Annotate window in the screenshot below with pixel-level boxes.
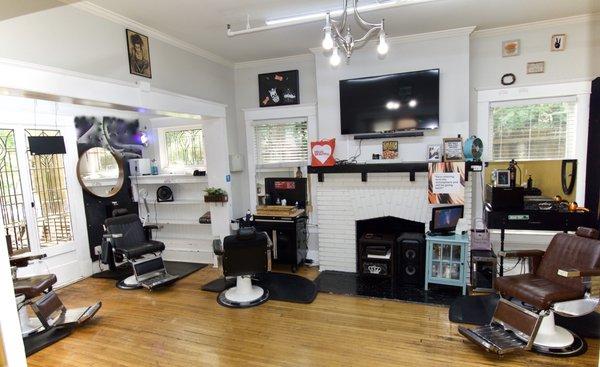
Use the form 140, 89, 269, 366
489, 97, 576, 161
26, 129, 73, 246
253, 120, 308, 168
161, 128, 205, 169
0, 129, 30, 254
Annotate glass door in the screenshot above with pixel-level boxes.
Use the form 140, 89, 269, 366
431, 241, 462, 282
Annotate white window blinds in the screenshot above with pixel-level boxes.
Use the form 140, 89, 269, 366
254, 121, 308, 167
489, 97, 577, 161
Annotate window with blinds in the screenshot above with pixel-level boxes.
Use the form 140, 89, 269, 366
489, 97, 577, 161
254, 121, 308, 167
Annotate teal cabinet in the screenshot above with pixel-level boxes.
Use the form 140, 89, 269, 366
425, 233, 468, 295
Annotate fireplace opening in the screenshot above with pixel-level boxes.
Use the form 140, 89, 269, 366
356, 216, 426, 287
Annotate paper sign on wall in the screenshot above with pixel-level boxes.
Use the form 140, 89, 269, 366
428, 162, 465, 204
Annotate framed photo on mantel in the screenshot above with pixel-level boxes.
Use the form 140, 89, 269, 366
258, 70, 299, 107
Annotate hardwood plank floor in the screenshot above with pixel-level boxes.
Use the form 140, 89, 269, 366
27, 266, 599, 367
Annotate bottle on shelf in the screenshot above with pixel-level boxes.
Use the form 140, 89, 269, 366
151, 159, 159, 175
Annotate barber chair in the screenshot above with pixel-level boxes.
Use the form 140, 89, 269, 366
459, 227, 600, 356
102, 214, 178, 290
10, 253, 101, 353
213, 227, 272, 308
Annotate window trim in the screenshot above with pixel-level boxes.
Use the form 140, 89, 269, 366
476, 81, 592, 207
157, 125, 206, 171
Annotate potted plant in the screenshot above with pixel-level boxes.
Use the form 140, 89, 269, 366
204, 187, 228, 203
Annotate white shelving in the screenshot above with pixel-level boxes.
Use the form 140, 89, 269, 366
129, 174, 208, 185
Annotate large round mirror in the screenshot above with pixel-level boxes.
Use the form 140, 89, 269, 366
77, 147, 125, 198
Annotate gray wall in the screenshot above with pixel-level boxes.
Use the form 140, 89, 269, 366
0, 5, 246, 215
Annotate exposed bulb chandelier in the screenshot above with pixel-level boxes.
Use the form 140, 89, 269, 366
322, 0, 389, 66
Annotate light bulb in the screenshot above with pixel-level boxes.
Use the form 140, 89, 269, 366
377, 31, 389, 55
322, 29, 334, 50
330, 47, 341, 66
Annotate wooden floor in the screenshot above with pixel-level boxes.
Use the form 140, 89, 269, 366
28, 266, 599, 367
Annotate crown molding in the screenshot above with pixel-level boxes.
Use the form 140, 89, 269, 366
471, 13, 600, 38
234, 53, 314, 70
309, 26, 475, 54
67, 1, 234, 68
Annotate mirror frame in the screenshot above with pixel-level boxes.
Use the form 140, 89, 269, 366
76, 147, 125, 198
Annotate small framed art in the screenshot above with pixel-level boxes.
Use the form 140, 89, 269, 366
427, 144, 441, 162
527, 61, 545, 74
443, 138, 464, 161
258, 70, 299, 107
502, 39, 520, 57
126, 29, 152, 78
551, 34, 566, 51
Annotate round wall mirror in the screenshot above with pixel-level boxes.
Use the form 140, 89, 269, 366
77, 147, 125, 198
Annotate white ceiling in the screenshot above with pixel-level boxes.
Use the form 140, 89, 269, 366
8, 0, 600, 64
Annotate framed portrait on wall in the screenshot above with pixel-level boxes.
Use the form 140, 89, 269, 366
126, 29, 152, 78
258, 70, 299, 107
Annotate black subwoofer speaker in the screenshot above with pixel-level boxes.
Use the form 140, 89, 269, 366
396, 233, 425, 287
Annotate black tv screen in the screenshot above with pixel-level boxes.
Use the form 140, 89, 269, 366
339, 69, 439, 135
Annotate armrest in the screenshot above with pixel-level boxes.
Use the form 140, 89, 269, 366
103, 233, 123, 239
143, 225, 159, 230
9, 253, 46, 268
212, 238, 224, 256
498, 250, 544, 258
558, 268, 600, 278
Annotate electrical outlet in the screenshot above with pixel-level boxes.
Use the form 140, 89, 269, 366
94, 246, 102, 256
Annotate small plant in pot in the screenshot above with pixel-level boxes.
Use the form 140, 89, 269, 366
204, 187, 228, 203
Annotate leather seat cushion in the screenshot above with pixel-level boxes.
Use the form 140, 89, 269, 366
115, 240, 165, 259
495, 273, 584, 310
13, 274, 57, 299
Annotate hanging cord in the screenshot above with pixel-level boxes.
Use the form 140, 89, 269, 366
336, 139, 362, 165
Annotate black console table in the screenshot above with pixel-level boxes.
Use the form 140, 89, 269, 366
253, 214, 307, 272
484, 205, 592, 275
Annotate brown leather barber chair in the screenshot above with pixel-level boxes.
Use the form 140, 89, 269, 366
460, 227, 600, 356
11, 253, 101, 355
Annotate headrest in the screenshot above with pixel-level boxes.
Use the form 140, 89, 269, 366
237, 227, 257, 241
576, 227, 600, 240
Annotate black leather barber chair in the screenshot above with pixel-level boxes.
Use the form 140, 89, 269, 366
102, 214, 178, 290
10, 253, 101, 353
459, 227, 600, 356
213, 227, 272, 308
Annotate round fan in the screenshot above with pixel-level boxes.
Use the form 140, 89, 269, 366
156, 186, 173, 202
464, 136, 483, 162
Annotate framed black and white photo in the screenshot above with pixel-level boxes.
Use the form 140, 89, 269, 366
443, 138, 464, 161
551, 34, 566, 51
126, 29, 152, 78
258, 70, 299, 107
427, 144, 441, 162
493, 170, 511, 188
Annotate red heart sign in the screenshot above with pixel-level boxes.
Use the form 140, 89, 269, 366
311, 139, 336, 166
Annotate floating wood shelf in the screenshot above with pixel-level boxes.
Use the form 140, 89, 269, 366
307, 163, 428, 182
307, 161, 483, 182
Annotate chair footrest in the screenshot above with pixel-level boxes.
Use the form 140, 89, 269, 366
459, 324, 527, 355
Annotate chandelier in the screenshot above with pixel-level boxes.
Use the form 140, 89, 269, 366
321, 0, 389, 66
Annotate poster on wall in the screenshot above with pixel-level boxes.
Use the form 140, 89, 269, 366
126, 29, 152, 78
428, 162, 465, 204
258, 70, 299, 107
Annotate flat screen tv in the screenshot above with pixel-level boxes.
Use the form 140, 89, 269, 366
339, 69, 439, 135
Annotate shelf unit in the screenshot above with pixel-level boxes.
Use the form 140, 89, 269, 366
131, 173, 213, 263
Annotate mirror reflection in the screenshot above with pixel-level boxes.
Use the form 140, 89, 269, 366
77, 147, 123, 197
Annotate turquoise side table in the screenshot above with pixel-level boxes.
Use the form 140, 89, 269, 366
425, 233, 469, 295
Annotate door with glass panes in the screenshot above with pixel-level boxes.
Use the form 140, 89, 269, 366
0, 126, 84, 283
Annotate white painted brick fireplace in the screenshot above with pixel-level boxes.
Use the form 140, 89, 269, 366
316, 172, 472, 272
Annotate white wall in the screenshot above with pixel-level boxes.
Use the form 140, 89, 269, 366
313, 28, 472, 162
469, 15, 599, 250
233, 54, 317, 216
0, 5, 246, 215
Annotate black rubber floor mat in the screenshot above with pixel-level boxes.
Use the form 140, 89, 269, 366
92, 261, 208, 281
202, 272, 317, 304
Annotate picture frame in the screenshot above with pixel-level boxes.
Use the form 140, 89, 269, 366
126, 29, 152, 78
258, 70, 299, 107
502, 39, 520, 57
527, 61, 545, 74
493, 169, 511, 188
427, 144, 441, 162
443, 138, 464, 162
382, 140, 398, 159
551, 34, 566, 51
